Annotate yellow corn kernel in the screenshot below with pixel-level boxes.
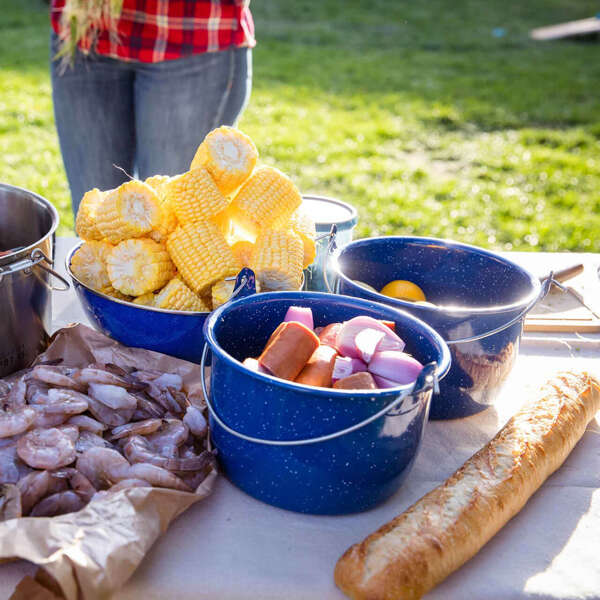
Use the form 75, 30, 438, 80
165, 167, 230, 225
212, 206, 234, 240
166, 221, 240, 294
228, 166, 302, 239
95, 181, 161, 244
230, 240, 254, 267
211, 278, 235, 309
133, 292, 155, 306
274, 205, 316, 269
250, 230, 303, 291
75, 188, 106, 241
144, 175, 171, 199
190, 126, 258, 196
106, 238, 175, 296
154, 277, 210, 312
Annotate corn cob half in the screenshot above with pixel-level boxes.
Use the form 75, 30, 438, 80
250, 229, 304, 291
190, 126, 258, 196
274, 205, 316, 269
154, 277, 210, 312
211, 278, 235, 309
230, 240, 254, 267
106, 238, 175, 296
165, 167, 230, 225
166, 221, 240, 294
132, 292, 156, 306
95, 181, 161, 244
75, 188, 106, 241
228, 166, 302, 239
70, 241, 127, 299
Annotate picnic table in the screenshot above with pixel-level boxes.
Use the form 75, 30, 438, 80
1, 238, 599, 600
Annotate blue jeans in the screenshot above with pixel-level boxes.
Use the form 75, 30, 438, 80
50, 32, 252, 214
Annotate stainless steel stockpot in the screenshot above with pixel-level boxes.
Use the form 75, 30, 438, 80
0, 183, 69, 377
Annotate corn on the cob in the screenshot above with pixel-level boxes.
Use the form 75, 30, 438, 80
144, 175, 171, 199
132, 292, 155, 306
211, 278, 235, 309
166, 221, 240, 294
230, 240, 254, 267
95, 181, 161, 244
228, 166, 302, 239
154, 277, 210, 312
106, 238, 175, 296
165, 167, 230, 225
70, 241, 126, 298
250, 229, 303, 291
190, 126, 258, 196
212, 206, 234, 239
75, 188, 106, 241
274, 206, 316, 269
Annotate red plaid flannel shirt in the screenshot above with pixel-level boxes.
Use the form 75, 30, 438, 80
50, 0, 255, 63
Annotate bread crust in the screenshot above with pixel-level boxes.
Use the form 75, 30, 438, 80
334, 371, 600, 600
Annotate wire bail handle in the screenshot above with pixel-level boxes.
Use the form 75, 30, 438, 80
0, 248, 70, 291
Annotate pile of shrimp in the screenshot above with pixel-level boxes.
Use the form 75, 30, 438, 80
0, 359, 213, 520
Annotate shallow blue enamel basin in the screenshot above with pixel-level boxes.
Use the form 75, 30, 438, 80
333, 236, 542, 419
66, 242, 210, 362
203, 291, 451, 515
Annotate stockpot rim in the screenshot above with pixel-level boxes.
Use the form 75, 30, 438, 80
204, 290, 452, 398
0, 182, 59, 267
333, 235, 542, 316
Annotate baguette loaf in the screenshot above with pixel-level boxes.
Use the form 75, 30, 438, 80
334, 371, 600, 600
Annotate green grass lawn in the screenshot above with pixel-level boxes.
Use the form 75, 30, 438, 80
1, 0, 599, 250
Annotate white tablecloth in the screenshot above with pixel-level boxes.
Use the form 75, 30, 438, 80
1, 240, 599, 600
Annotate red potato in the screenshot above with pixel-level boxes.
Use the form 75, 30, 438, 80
295, 345, 338, 388
258, 321, 320, 381
318, 322, 343, 350
333, 372, 378, 390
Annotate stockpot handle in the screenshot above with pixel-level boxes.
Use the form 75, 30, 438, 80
200, 345, 439, 447
0, 248, 70, 291
321, 224, 338, 293
446, 272, 561, 346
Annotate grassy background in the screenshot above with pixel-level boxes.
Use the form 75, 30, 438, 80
1, 0, 599, 250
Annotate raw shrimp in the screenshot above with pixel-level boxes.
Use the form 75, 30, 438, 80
31, 365, 84, 391
74, 367, 131, 387
123, 436, 208, 471
0, 483, 22, 520
51, 468, 97, 502
17, 428, 76, 469
146, 419, 189, 455
30, 490, 85, 517
109, 479, 151, 493
16, 470, 69, 515
88, 383, 137, 410
67, 415, 106, 434
183, 405, 208, 438
130, 369, 163, 384
56, 424, 80, 444
76, 447, 130, 489
86, 395, 134, 427
109, 419, 162, 440
0, 445, 25, 484
30, 405, 70, 428
43, 389, 89, 415
0, 406, 35, 438
5, 378, 26, 410
0, 380, 10, 398
145, 383, 172, 412
26, 381, 50, 404
75, 431, 114, 454
152, 373, 183, 391
119, 463, 191, 492
134, 394, 165, 419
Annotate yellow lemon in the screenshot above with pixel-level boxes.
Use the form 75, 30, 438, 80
380, 280, 426, 302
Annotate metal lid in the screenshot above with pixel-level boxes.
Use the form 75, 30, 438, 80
302, 195, 358, 229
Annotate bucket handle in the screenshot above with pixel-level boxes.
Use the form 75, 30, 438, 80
322, 224, 338, 293
0, 248, 70, 291
446, 272, 562, 345
201, 344, 439, 447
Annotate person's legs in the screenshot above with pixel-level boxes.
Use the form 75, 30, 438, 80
50, 32, 136, 214
133, 48, 252, 179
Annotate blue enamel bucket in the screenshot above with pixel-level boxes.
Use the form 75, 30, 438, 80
302, 195, 357, 291
65, 242, 212, 362
331, 236, 553, 419
202, 291, 451, 515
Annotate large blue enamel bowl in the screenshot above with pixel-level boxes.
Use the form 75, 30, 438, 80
333, 236, 542, 419
203, 292, 451, 515
66, 242, 210, 362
